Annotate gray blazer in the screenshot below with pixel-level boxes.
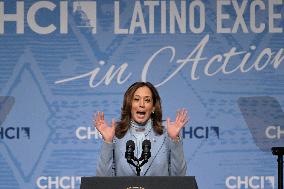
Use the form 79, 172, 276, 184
96, 128, 187, 176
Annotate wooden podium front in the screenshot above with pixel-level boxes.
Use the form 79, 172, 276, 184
80, 176, 198, 189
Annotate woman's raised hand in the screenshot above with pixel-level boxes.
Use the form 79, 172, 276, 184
93, 112, 115, 143
166, 109, 189, 140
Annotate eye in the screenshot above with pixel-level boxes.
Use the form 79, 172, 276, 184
133, 98, 139, 101
145, 98, 151, 103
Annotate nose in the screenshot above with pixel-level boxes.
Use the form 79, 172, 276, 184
139, 99, 145, 107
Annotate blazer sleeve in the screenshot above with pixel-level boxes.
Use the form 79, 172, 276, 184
168, 135, 187, 176
96, 142, 115, 176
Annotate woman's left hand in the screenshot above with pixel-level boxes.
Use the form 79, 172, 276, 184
166, 109, 189, 140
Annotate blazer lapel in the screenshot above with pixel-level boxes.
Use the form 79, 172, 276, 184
142, 130, 166, 175
115, 131, 137, 175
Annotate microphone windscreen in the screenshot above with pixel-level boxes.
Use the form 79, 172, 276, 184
142, 139, 151, 149
126, 140, 135, 150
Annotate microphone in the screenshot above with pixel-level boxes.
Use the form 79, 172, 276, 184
125, 139, 151, 176
125, 140, 135, 161
139, 139, 151, 161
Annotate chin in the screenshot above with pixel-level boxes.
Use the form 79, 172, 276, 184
133, 118, 149, 125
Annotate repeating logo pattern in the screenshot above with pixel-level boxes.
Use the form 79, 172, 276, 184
0, 1, 283, 189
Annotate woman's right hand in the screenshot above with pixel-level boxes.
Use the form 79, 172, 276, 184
93, 112, 115, 143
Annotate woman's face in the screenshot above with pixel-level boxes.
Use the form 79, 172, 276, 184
131, 86, 155, 125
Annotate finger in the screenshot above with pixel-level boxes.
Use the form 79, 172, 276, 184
181, 109, 186, 117
97, 112, 104, 130
95, 113, 100, 129
97, 111, 101, 122
175, 110, 179, 122
184, 109, 188, 120
180, 115, 189, 128
184, 112, 190, 125
184, 118, 189, 125
111, 119, 116, 129
183, 109, 189, 122
181, 116, 189, 125
98, 111, 102, 121
176, 109, 182, 123
95, 112, 99, 123
102, 112, 104, 121
166, 117, 170, 127
180, 109, 187, 121
179, 109, 187, 120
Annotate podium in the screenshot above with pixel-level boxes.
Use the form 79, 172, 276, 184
272, 147, 284, 189
80, 176, 198, 189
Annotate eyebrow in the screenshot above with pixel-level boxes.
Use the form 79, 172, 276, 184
133, 95, 152, 98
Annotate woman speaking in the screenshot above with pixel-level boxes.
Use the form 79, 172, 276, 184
94, 82, 188, 176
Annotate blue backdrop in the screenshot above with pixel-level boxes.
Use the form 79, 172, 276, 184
0, 0, 283, 189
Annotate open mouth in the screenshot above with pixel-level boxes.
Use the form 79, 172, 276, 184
136, 111, 147, 119
137, 111, 146, 116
